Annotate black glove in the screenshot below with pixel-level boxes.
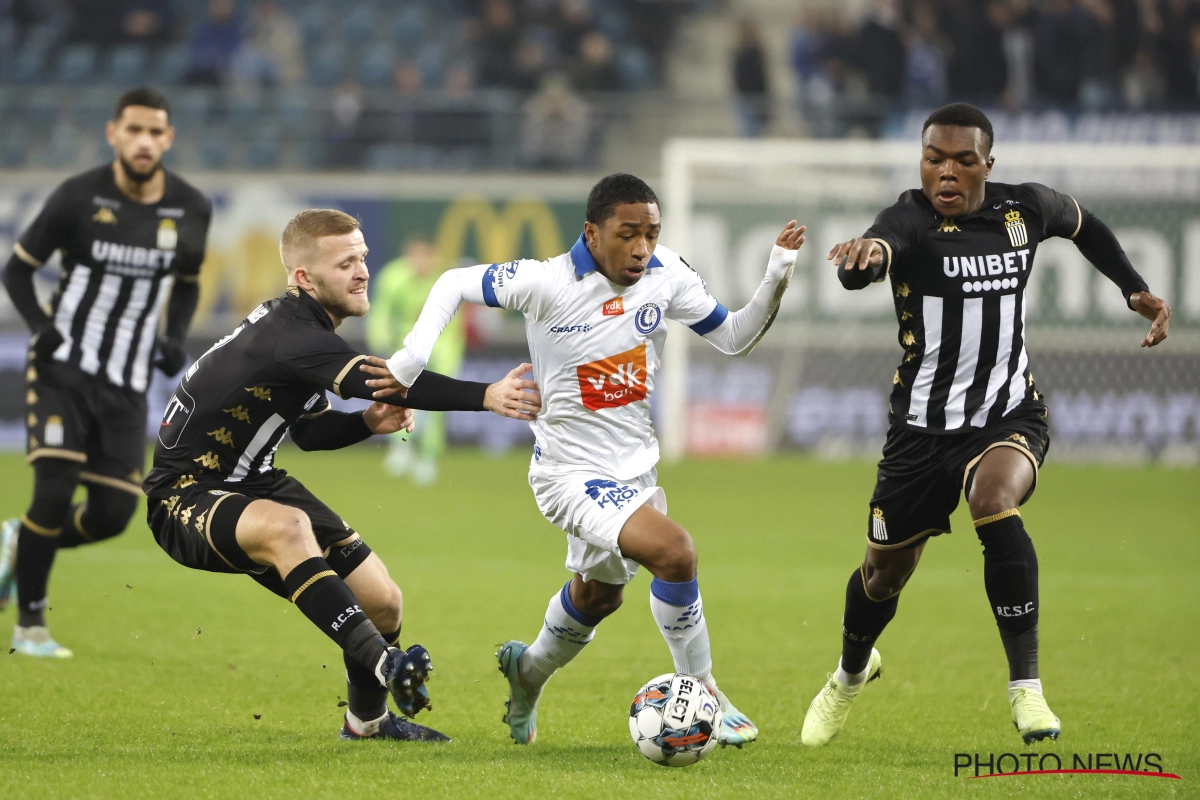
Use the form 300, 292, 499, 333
154, 337, 188, 376
31, 324, 65, 362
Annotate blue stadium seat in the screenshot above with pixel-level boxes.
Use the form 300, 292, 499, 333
109, 45, 149, 85
297, 3, 329, 49
155, 44, 191, 85
617, 45, 652, 90
343, 3, 376, 42
13, 43, 49, 84
390, 4, 426, 48
38, 122, 82, 169
57, 45, 97, 84
172, 88, 214, 127
358, 42, 394, 88
228, 89, 264, 128
0, 127, 30, 167
279, 86, 313, 131
198, 131, 232, 169
24, 86, 66, 128
309, 41, 348, 87
73, 87, 116, 129
247, 126, 283, 168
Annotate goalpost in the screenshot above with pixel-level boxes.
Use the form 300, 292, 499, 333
658, 139, 1200, 464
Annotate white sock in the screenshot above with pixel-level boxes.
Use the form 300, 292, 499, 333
345, 709, 387, 736
1009, 678, 1043, 694
835, 658, 870, 688
520, 583, 599, 695
649, 577, 712, 681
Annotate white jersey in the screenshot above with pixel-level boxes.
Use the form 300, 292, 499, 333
491, 236, 725, 479
388, 234, 798, 481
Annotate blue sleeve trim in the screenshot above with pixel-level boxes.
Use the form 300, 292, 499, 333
481, 263, 500, 308
688, 303, 728, 336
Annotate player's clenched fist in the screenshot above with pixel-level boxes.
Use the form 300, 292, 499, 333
362, 402, 416, 435
828, 237, 885, 271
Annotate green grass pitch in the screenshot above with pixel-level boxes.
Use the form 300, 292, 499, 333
0, 448, 1196, 799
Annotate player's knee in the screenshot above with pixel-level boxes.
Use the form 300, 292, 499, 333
266, 509, 317, 555
575, 583, 623, 618
968, 488, 1020, 521
863, 561, 912, 600
657, 530, 697, 582
28, 458, 82, 527
83, 490, 139, 541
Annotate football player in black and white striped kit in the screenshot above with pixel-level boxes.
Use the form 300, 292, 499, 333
0, 88, 211, 658
799, 104, 1171, 746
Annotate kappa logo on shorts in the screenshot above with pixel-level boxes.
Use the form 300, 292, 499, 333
584, 478, 639, 510
871, 507, 888, 541
577, 343, 648, 411
1008, 433, 1030, 448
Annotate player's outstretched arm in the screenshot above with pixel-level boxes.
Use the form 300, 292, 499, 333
1130, 291, 1171, 347
828, 237, 888, 290
698, 221, 805, 357
361, 358, 541, 420
289, 402, 416, 452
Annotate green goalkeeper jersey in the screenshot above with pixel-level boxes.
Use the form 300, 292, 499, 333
367, 256, 466, 375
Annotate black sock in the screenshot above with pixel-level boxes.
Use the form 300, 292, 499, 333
345, 626, 396, 721
841, 566, 898, 675
16, 520, 59, 628
283, 557, 387, 675
1000, 626, 1040, 681
976, 511, 1040, 680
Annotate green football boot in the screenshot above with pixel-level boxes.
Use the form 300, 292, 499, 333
800, 648, 882, 746
1010, 687, 1060, 743
496, 640, 539, 744
12, 625, 73, 659
0, 518, 18, 610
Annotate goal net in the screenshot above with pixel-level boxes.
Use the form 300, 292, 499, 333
657, 139, 1200, 465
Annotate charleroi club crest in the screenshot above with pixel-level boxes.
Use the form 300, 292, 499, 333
1005, 209, 1029, 248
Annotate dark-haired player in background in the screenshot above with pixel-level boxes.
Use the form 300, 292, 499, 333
0, 88, 211, 658
800, 103, 1171, 746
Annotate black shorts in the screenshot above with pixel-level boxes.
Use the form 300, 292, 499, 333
146, 471, 366, 597
26, 358, 146, 495
865, 401, 1050, 550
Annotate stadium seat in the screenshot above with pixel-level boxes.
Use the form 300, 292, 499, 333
13, 43, 49, 84
358, 42, 395, 88
279, 87, 314, 134
228, 89, 264, 128
37, 122, 83, 169
109, 45, 149, 86
390, 4, 425, 48
309, 42, 349, 87
155, 44, 191, 85
343, 3, 376, 42
0, 126, 30, 167
24, 86, 66, 128
197, 130, 232, 169
72, 87, 115, 129
617, 45, 652, 90
247, 126, 284, 168
57, 45, 97, 85
296, 3, 329, 49
171, 88, 214, 127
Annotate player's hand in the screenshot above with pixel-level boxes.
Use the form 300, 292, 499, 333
361, 355, 409, 399
1130, 291, 1170, 348
776, 220, 806, 250
31, 323, 64, 362
154, 337, 188, 376
828, 238, 885, 271
362, 401, 416, 435
484, 362, 541, 420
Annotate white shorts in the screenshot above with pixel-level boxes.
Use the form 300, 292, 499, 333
528, 465, 666, 586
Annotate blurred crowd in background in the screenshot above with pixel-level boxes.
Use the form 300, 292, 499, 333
5, 0, 1200, 169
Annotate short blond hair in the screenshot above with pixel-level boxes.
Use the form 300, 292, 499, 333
280, 208, 361, 273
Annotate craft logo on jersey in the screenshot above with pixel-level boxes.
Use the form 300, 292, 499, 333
602, 296, 624, 316
871, 507, 888, 541
577, 342, 648, 411
634, 303, 662, 335
583, 478, 639, 510
1005, 208, 1029, 247
157, 218, 178, 250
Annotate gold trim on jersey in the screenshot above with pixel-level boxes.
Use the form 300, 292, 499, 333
332, 355, 368, 399
13, 242, 43, 267
869, 237, 893, 282
26, 447, 87, 464
1068, 196, 1083, 239
79, 471, 144, 496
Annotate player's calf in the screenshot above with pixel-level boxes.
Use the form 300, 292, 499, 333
57, 487, 139, 548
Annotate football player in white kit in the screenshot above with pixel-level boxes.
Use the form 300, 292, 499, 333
365, 174, 805, 747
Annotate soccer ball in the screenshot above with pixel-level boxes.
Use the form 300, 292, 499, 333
628, 673, 723, 767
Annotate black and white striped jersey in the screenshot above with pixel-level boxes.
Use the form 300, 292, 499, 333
15, 164, 211, 393
145, 288, 374, 493
845, 181, 1147, 434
